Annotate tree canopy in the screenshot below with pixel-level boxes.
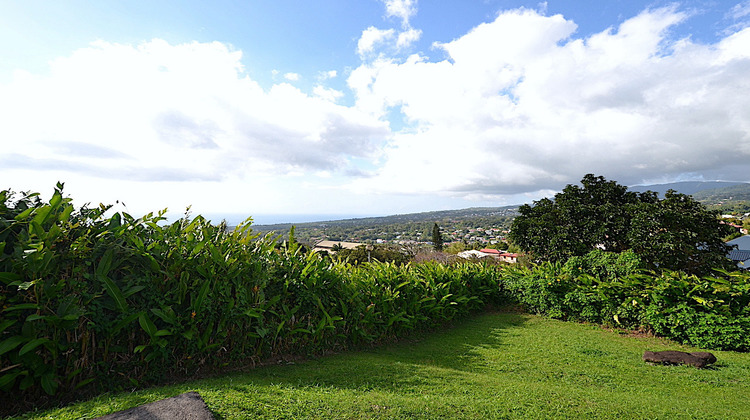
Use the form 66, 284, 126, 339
509, 174, 733, 274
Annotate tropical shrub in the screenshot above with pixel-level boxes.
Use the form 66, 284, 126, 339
0, 185, 504, 413
499, 251, 750, 351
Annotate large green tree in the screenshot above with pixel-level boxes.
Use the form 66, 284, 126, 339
509, 174, 733, 274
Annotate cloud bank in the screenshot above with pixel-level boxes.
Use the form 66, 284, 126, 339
348, 6, 750, 198
1, 3, 749, 216
0, 39, 388, 185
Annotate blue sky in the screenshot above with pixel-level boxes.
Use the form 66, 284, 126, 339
1, 0, 749, 224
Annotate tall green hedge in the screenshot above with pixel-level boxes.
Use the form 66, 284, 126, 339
0, 185, 503, 411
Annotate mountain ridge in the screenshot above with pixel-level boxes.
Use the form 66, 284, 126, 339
252, 181, 750, 231
629, 181, 749, 196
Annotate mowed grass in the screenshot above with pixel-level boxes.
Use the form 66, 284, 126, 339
16, 312, 750, 420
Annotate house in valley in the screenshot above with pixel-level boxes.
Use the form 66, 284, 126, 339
727, 235, 750, 270
313, 240, 364, 254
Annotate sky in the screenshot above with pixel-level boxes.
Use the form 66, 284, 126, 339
1, 0, 749, 224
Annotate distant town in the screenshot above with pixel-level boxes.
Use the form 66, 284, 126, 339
250, 182, 750, 261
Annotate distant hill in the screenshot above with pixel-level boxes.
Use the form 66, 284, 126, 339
246, 181, 750, 244
692, 183, 750, 202
253, 205, 519, 231
251, 205, 519, 244
629, 181, 749, 196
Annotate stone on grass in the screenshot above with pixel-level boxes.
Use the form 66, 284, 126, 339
643, 350, 717, 368
94, 391, 214, 420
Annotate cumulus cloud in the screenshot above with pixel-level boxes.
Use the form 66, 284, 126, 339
313, 85, 344, 102
0, 39, 389, 190
383, 0, 418, 28
397, 28, 422, 49
3, 4, 749, 216
348, 7, 750, 198
357, 0, 421, 59
357, 27, 395, 57
284, 72, 300, 81
318, 70, 338, 80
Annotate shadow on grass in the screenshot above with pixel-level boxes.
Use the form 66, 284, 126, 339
13, 312, 529, 419
219, 311, 530, 393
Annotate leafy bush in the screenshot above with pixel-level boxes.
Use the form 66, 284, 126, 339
0, 185, 504, 412
499, 251, 750, 351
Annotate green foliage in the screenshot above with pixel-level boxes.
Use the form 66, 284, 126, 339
628, 191, 735, 275
0, 185, 504, 413
509, 174, 733, 275
500, 252, 750, 351
333, 244, 411, 265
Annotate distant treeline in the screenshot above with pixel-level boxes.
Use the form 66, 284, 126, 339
253, 207, 518, 244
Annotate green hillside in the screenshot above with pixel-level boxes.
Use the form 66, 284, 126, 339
693, 183, 750, 202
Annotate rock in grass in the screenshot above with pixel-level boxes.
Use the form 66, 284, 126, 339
643, 350, 717, 368
94, 391, 214, 419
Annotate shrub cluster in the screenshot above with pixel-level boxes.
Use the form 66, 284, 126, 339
501, 249, 750, 351
0, 185, 502, 411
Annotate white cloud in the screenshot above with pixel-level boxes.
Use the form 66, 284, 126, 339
3, 5, 749, 218
357, 27, 395, 57
729, 1, 750, 19
724, 1, 750, 33
397, 28, 422, 49
284, 72, 300, 81
318, 70, 337, 80
348, 7, 750, 198
313, 85, 344, 102
0, 39, 389, 214
382, 0, 418, 28
357, 0, 421, 59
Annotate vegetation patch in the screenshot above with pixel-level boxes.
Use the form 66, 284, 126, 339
19, 312, 750, 419
0, 185, 502, 415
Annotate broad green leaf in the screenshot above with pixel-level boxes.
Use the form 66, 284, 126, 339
151, 307, 176, 324
0, 336, 26, 356
13, 207, 33, 221
3, 303, 39, 312
18, 338, 51, 356
100, 275, 128, 313
138, 314, 157, 338
32, 206, 52, 227
49, 190, 63, 209
192, 281, 211, 311
58, 204, 74, 223
96, 249, 114, 278
30, 220, 45, 238
40, 372, 58, 395
147, 254, 160, 272
0, 319, 17, 334
123, 285, 146, 298
0, 371, 25, 390
191, 241, 206, 256
0, 272, 21, 285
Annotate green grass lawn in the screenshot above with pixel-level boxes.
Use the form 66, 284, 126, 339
15, 312, 750, 419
